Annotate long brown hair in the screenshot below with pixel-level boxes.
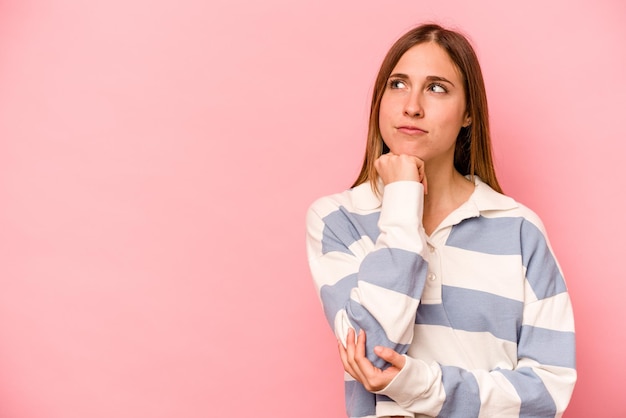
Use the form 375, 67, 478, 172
352, 23, 502, 193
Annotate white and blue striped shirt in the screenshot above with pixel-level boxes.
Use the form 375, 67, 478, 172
306, 178, 576, 417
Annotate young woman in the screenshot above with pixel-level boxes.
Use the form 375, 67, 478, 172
306, 24, 576, 417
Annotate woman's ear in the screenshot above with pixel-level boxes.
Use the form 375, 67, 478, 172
463, 116, 472, 128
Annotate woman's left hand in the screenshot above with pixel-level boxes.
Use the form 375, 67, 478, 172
338, 328, 406, 392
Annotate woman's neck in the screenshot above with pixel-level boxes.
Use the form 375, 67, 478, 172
422, 167, 474, 236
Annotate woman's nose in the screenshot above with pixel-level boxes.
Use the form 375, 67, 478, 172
403, 92, 423, 117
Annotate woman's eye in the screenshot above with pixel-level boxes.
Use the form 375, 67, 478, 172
429, 83, 447, 93
389, 79, 406, 89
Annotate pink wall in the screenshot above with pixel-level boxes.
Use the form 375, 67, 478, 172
1, 0, 624, 416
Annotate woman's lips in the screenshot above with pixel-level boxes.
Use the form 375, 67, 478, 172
396, 126, 427, 135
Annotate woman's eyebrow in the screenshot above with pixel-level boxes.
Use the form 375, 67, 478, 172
388, 73, 455, 87
388, 73, 410, 80
426, 75, 455, 86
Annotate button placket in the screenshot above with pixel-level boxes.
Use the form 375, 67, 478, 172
422, 241, 442, 303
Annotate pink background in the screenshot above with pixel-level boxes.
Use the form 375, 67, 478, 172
1, 0, 624, 416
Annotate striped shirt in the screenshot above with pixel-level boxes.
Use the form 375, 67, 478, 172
306, 178, 576, 417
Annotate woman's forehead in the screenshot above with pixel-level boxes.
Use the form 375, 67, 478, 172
392, 42, 462, 81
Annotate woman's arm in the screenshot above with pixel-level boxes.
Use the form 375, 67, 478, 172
307, 181, 428, 364
307, 180, 429, 417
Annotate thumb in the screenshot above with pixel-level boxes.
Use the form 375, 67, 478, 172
374, 346, 406, 369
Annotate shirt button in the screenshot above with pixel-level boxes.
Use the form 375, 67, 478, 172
428, 273, 437, 281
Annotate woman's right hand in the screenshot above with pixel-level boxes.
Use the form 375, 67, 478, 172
375, 153, 428, 194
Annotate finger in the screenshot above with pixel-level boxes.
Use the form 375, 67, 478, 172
374, 157, 384, 174
414, 158, 428, 194
376, 152, 393, 163
374, 153, 391, 171
374, 346, 407, 370
356, 327, 367, 360
345, 329, 368, 383
338, 339, 359, 380
353, 329, 379, 376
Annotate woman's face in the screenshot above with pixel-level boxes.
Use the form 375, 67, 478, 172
378, 42, 470, 167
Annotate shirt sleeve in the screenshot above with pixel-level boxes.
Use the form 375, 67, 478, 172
306, 181, 429, 417
374, 217, 576, 417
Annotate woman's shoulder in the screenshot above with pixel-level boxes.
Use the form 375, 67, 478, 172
307, 182, 381, 219
473, 178, 547, 233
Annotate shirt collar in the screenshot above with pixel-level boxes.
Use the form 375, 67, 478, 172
351, 176, 517, 213
468, 177, 518, 212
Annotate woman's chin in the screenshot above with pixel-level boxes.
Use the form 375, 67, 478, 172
388, 147, 425, 159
